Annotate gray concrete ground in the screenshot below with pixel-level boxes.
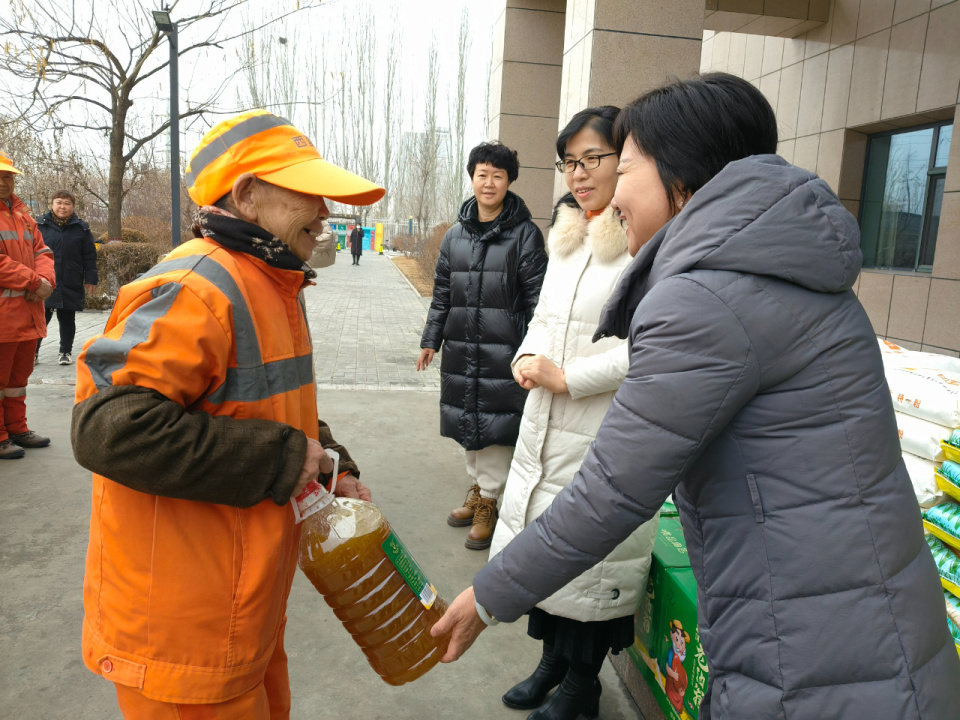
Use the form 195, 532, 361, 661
3, 251, 643, 719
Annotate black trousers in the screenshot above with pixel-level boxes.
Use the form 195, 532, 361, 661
352, 253, 361, 264
38, 308, 77, 354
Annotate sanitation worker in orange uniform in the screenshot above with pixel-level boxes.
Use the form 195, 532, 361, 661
71, 111, 385, 719
0, 151, 55, 460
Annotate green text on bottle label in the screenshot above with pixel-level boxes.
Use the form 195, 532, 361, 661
382, 531, 437, 609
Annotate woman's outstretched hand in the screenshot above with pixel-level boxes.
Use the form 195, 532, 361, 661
430, 586, 488, 663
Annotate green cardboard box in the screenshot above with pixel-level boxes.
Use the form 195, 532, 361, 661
628, 516, 709, 720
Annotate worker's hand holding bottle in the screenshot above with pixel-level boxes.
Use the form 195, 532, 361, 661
294, 437, 335, 497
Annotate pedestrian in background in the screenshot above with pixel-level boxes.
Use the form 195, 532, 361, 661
492, 106, 659, 719
417, 141, 548, 550
0, 151, 55, 459
350, 223, 363, 264
433, 73, 960, 719
35, 190, 98, 365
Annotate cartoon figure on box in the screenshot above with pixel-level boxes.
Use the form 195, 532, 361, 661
661, 619, 690, 713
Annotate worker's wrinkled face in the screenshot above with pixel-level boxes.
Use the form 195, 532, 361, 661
254, 181, 329, 262
0, 171, 15, 202
52, 197, 75, 220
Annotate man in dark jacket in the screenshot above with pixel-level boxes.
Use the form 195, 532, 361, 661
36, 190, 98, 365
417, 141, 547, 550
349, 224, 363, 265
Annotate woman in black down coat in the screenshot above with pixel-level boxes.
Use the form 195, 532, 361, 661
417, 141, 548, 551
35, 191, 98, 365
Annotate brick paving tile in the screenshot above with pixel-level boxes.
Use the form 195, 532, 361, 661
30, 251, 440, 393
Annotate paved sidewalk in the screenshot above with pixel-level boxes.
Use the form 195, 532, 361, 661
307, 252, 439, 391
30, 251, 440, 392
6, 248, 645, 720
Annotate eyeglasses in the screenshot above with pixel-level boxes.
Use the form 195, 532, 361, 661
555, 152, 617, 174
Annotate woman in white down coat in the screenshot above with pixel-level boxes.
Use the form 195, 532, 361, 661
490, 106, 659, 720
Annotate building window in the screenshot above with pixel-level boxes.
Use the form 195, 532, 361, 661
859, 120, 952, 272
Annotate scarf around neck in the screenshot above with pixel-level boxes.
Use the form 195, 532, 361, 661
193, 206, 317, 282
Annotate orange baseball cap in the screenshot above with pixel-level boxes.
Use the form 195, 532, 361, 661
185, 109, 384, 207
0, 152, 22, 174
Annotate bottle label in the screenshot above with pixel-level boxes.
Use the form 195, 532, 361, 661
381, 531, 438, 610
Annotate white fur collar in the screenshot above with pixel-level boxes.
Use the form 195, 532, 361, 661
547, 204, 628, 264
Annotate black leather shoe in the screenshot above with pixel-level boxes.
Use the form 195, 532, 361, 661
502, 646, 568, 710
526, 671, 601, 720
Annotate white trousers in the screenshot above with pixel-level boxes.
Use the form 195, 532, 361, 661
465, 445, 515, 499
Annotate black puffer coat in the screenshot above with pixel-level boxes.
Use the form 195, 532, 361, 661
349, 227, 363, 256
421, 191, 547, 450
37, 212, 98, 311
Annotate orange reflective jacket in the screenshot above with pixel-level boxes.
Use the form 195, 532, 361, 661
0, 194, 54, 343
75, 238, 319, 703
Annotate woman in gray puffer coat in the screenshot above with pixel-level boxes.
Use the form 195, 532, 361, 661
433, 73, 960, 720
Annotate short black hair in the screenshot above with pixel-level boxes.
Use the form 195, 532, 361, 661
52, 190, 75, 204
556, 105, 620, 159
614, 72, 778, 214
467, 141, 519, 183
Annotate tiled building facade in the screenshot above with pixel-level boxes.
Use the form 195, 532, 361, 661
490, 0, 960, 355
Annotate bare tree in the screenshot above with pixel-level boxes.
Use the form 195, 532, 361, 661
408, 40, 442, 234
0, 0, 316, 240
381, 12, 403, 220
444, 7, 471, 219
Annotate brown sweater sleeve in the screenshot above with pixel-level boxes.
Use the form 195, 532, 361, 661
72, 385, 307, 507
317, 418, 360, 480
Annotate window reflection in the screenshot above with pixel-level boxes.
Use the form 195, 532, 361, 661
936, 125, 952, 168
859, 121, 952, 272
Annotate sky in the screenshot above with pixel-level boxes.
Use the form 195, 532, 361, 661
5, 0, 500, 170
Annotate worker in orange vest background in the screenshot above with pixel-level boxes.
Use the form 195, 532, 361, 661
0, 151, 55, 460
71, 110, 385, 718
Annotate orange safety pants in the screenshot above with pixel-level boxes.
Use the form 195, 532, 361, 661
0, 340, 36, 442
114, 628, 291, 720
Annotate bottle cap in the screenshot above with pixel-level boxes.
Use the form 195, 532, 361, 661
291, 448, 339, 524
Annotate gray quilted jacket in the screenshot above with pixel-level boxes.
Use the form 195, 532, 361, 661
474, 155, 960, 719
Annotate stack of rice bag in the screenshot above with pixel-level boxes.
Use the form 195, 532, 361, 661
878, 339, 960, 507
879, 340, 960, 657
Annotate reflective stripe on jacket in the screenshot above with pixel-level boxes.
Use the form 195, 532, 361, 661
0, 194, 54, 342
76, 237, 319, 703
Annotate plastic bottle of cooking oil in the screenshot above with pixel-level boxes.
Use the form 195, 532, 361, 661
294, 451, 449, 686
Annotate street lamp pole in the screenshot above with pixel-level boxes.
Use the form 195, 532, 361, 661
153, 10, 180, 247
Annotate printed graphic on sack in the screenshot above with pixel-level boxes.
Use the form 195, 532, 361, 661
937, 461, 960, 503
879, 339, 960, 374
886, 367, 960, 428
945, 591, 960, 656
923, 500, 960, 553
926, 533, 960, 598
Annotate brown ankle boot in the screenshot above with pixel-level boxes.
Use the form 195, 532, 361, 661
465, 497, 498, 550
447, 484, 482, 527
